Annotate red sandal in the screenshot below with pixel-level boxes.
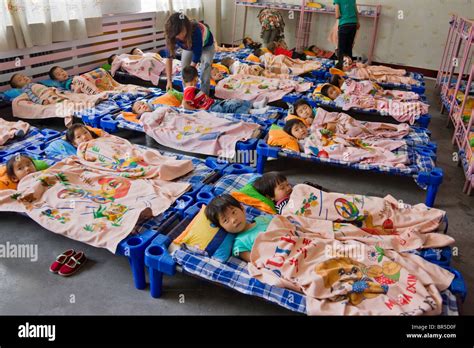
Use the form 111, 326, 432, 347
49, 249, 75, 274
58, 251, 87, 277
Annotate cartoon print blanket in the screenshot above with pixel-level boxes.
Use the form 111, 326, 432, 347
111, 53, 180, 86
346, 63, 419, 85
71, 68, 150, 95
342, 79, 421, 101
141, 107, 261, 157
260, 53, 322, 76
304, 118, 409, 167
215, 74, 312, 102
335, 94, 429, 124
12, 85, 107, 122
248, 184, 455, 315
0, 156, 192, 253
0, 118, 30, 145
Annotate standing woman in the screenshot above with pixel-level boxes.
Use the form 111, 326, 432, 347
164, 13, 215, 96
334, 0, 360, 69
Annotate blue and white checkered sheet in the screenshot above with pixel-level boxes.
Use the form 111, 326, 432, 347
0, 127, 43, 153
440, 78, 474, 94
273, 144, 435, 189
173, 245, 458, 315
176, 172, 459, 315
213, 48, 254, 61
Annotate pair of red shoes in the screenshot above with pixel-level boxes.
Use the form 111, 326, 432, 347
49, 249, 87, 277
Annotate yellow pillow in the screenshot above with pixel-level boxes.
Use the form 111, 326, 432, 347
173, 205, 236, 262
0, 166, 17, 190
246, 54, 261, 63
151, 93, 182, 107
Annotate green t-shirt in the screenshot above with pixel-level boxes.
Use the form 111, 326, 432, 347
334, 0, 358, 26
232, 215, 272, 257
32, 159, 50, 171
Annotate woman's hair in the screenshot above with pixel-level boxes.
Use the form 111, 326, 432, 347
165, 12, 193, 58
48, 66, 62, 80
6, 154, 33, 179
293, 99, 313, 116
65, 123, 98, 145
252, 172, 288, 199
283, 118, 305, 136
205, 194, 242, 228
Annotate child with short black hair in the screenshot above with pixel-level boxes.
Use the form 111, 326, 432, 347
9, 73, 55, 105
320, 83, 342, 100
205, 194, 272, 261
252, 172, 292, 214
65, 123, 100, 148
283, 118, 308, 141
289, 99, 315, 127
243, 37, 261, 50
48, 66, 73, 90
6, 154, 50, 185
181, 66, 268, 114
130, 47, 144, 55
108, 54, 118, 66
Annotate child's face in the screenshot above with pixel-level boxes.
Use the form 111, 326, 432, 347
132, 48, 144, 55
291, 122, 308, 140
12, 74, 32, 88
73, 127, 93, 147
133, 101, 152, 115
12, 157, 36, 182
53, 67, 69, 82
327, 86, 341, 100
273, 180, 292, 202
217, 205, 248, 234
295, 104, 313, 120
343, 56, 353, 70
211, 68, 224, 81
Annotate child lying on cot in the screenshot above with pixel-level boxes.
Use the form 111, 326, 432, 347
267, 40, 306, 60
48, 66, 73, 90
304, 45, 335, 59
330, 75, 421, 101
253, 48, 321, 76
219, 57, 290, 79
267, 118, 309, 152
0, 154, 50, 190
231, 171, 329, 215
338, 56, 419, 85
45, 123, 103, 159
243, 37, 262, 50
286, 99, 315, 127
205, 194, 272, 262
181, 66, 269, 114
9, 73, 67, 105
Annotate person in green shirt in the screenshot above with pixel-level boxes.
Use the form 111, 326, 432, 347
6, 154, 50, 187
205, 194, 272, 262
334, 0, 360, 69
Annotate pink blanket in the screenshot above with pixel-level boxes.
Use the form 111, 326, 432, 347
71, 68, 150, 95
76, 134, 194, 181
347, 63, 419, 85
342, 79, 420, 101
0, 151, 192, 252
12, 87, 107, 123
337, 94, 429, 124
215, 74, 312, 102
304, 116, 408, 167
111, 53, 180, 86
141, 107, 261, 157
248, 184, 454, 315
0, 118, 30, 145
313, 108, 410, 140
261, 53, 322, 76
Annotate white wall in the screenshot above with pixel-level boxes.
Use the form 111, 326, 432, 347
220, 0, 474, 71
101, 0, 141, 15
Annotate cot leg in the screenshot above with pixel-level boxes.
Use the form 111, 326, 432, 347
129, 255, 146, 290
425, 182, 440, 207
149, 268, 163, 299
256, 154, 267, 174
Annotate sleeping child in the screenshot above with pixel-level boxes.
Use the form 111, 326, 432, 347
267, 118, 308, 152
182, 66, 269, 114
267, 40, 306, 60
48, 66, 73, 90
243, 37, 262, 50
253, 48, 322, 76
304, 45, 335, 59
0, 154, 50, 190
45, 123, 103, 159
286, 99, 315, 127
220, 57, 290, 79
205, 194, 272, 261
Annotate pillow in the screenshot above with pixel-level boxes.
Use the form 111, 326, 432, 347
0, 166, 17, 190
173, 205, 235, 262
267, 125, 300, 152
152, 91, 182, 107
3, 89, 22, 101
231, 182, 276, 214
246, 54, 261, 63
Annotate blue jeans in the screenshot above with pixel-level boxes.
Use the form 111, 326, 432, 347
181, 44, 216, 96
209, 99, 251, 114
